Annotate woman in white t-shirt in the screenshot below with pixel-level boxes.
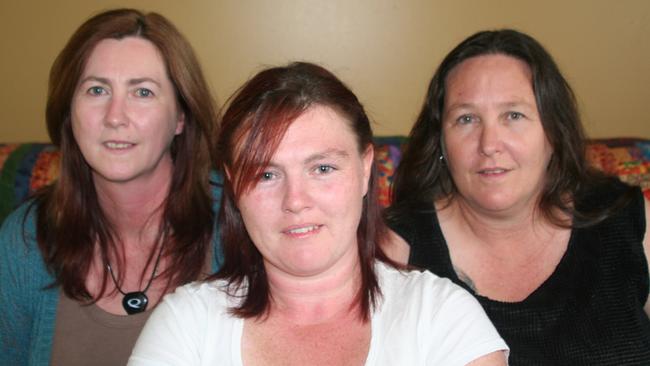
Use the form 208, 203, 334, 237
129, 62, 508, 366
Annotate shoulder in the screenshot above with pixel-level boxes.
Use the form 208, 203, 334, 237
0, 199, 41, 260
131, 278, 240, 365
576, 176, 641, 213
384, 204, 436, 244
376, 261, 474, 311
1, 199, 38, 237
374, 262, 508, 364
160, 278, 233, 316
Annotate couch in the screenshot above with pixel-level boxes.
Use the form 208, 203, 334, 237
1, 138, 649, 225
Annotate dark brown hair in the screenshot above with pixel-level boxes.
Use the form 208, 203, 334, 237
214, 62, 390, 320
387, 29, 630, 226
34, 8, 218, 300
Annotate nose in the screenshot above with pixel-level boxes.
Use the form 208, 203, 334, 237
104, 95, 128, 128
281, 176, 311, 214
478, 121, 502, 157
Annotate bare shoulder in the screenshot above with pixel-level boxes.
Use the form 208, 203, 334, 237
382, 229, 411, 265
466, 350, 508, 366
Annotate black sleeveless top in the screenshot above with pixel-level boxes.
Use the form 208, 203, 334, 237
387, 182, 650, 365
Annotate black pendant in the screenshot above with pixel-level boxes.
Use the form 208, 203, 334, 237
123, 291, 149, 315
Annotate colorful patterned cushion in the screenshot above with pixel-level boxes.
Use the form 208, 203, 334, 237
0, 138, 648, 224
373, 137, 650, 207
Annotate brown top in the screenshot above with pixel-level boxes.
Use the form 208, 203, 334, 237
50, 293, 152, 366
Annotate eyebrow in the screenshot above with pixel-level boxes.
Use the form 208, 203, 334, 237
264, 148, 351, 169
78, 76, 161, 87
445, 100, 534, 113
303, 148, 350, 164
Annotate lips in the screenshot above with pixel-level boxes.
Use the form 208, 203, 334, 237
283, 224, 322, 236
104, 141, 135, 149
478, 168, 508, 174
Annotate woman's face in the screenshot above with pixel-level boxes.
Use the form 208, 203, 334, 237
442, 54, 552, 216
236, 105, 373, 278
71, 37, 184, 188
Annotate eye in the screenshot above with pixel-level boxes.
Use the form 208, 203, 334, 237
507, 111, 525, 120
135, 88, 154, 97
456, 114, 475, 125
259, 171, 277, 181
87, 86, 106, 96
314, 164, 336, 175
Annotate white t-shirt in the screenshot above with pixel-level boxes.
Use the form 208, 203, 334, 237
129, 262, 507, 365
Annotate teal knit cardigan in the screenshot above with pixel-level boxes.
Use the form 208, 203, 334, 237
0, 176, 223, 365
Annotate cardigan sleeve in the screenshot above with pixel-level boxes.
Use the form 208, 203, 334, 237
0, 202, 57, 365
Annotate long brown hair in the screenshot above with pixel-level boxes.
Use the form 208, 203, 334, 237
214, 62, 390, 320
33, 8, 218, 300
387, 29, 633, 227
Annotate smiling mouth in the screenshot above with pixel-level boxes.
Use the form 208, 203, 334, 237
284, 224, 322, 235
478, 168, 509, 175
104, 142, 135, 149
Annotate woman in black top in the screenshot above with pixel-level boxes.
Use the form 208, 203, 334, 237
384, 29, 650, 365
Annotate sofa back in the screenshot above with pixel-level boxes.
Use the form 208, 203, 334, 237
1, 138, 649, 225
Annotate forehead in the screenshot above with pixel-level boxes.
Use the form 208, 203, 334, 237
273, 105, 359, 159
82, 37, 167, 77
445, 54, 533, 100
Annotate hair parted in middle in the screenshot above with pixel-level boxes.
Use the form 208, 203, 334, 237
387, 28, 629, 227
214, 61, 390, 320
35, 8, 219, 301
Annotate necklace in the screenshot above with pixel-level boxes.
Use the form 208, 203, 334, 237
106, 243, 165, 315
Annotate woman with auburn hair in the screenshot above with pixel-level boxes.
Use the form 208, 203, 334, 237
130, 62, 508, 365
384, 29, 650, 365
0, 8, 221, 365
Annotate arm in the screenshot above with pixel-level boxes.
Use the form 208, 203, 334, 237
643, 199, 650, 317
467, 351, 508, 366
0, 205, 43, 364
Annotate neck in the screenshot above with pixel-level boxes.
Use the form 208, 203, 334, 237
94, 161, 173, 243
441, 196, 558, 251
264, 249, 363, 326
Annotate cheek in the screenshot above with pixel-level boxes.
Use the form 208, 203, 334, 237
238, 191, 277, 233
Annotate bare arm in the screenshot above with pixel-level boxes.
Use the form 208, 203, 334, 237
643, 199, 650, 317
466, 350, 508, 366
467, 350, 508, 366
382, 229, 411, 265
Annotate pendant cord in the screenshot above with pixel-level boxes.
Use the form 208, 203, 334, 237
106, 240, 165, 296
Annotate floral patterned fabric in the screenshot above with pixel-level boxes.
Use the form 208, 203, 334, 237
0, 138, 648, 224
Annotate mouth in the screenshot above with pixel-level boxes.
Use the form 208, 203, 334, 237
477, 168, 510, 175
104, 141, 135, 150
283, 224, 322, 236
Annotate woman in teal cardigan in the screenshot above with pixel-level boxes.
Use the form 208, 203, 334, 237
0, 9, 222, 365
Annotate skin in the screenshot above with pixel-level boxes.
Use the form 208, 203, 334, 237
70, 37, 184, 314
442, 54, 552, 219
238, 105, 374, 365
237, 105, 373, 297
384, 54, 650, 314
237, 105, 506, 365
72, 37, 184, 187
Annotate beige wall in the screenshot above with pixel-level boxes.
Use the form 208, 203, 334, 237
1, 0, 648, 143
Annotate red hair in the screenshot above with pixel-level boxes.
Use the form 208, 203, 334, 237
34, 8, 218, 300
213, 62, 391, 320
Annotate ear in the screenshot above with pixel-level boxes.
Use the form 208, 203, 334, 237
361, 144, 374, 196
174, 112, 185, 135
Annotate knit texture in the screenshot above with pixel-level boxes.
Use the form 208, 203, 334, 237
388, 180, 650, 365
0, 174, 223, 366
